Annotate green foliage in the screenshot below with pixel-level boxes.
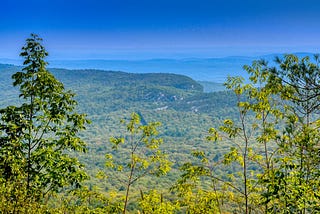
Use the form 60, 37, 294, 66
0, 34, 89, 209
175, 55, 320, 213
107, 112, 171, 178
273, 54, 320, 117
46, 186, 123, 213
260, 54, 320, 213
103, 112, 172, 213
139, 189, 179, 214
0, 177, 49, 213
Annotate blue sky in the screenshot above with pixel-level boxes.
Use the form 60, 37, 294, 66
2, 0, 320, 59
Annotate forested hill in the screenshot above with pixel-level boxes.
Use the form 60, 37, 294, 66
0, 62, 236, 130
0, 63, 231, 113
0, 63, 238, 195
50, 68, 204, 91
0, 64, 203, 96
0, 62, 236, 143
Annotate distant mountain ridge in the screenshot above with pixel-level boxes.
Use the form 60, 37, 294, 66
0, 52, 316, 83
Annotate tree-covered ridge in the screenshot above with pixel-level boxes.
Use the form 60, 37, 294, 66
0, 60, 238, 170
0, 64, 233, 113
50, 68, 203, 90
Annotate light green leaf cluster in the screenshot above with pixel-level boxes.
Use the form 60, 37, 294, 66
139, 190, 179, 214
103, 112, 172, 213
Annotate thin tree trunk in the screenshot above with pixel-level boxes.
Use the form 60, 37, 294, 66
123, 152, 135, 214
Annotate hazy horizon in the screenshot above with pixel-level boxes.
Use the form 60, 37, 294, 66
0, 49, 318, 62
1, 52, 316, 83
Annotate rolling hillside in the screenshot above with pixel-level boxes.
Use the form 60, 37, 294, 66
0, 64, 238, 188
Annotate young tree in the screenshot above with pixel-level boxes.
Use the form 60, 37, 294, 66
104, 112, 171, 213
175, 62, 282, 213
0, 34, 89, 207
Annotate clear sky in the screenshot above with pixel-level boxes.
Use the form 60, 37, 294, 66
2, 0, 320, 59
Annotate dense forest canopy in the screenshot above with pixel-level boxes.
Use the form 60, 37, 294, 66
0, 35, 319, 213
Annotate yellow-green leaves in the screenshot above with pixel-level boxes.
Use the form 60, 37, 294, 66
220, 119, 241, 138
206, 127, 219, 142
109, 136, 125, 149
103, 112, 171, 213
138, 190, 179, 214
224, 76, 244, 94
223, 147, 243, 166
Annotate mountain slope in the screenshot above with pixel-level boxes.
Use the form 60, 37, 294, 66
0, 64, 237, 189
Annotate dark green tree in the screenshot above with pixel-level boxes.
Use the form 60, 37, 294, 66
263, 54, 320, 213
0, 34, 89, 208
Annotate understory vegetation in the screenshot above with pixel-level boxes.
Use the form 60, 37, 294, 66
0, 35, 319, 213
